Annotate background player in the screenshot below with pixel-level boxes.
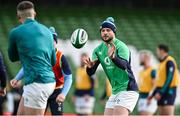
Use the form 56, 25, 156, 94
84, 17, 139, 115
73, 53, 95, 116
148, 44, 180, 115
8, 1, 56, 115
10, 27, 73, 115
0, 51, 7, 115
137, 50, 157, 115
100, 78, 112, 103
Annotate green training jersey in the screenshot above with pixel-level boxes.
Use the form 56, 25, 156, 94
92, 38, 137, 94
8, 19, 56, 85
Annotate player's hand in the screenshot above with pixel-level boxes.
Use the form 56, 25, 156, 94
10, 79, 20, 88
84, 94, 90, 102
147, 95, 153, 105
56, 93, 66, 103
154, 93, 161, 100
0, 88, 6, 96
83, 57, 97, 68
108, 42, 116, 59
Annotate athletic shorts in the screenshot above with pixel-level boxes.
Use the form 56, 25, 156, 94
105, 91, 139, 112
158, 93, 176, 106
22, 82, 55, 109
48, 88, 63, 115
156, 88, 177, 106
138, 98, 157, 113
75, 96, 95, 114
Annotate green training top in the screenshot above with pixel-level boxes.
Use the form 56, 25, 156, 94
92, 38, 137, 94
8, 19, 56, 85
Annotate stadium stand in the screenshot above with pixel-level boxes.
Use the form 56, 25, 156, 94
0, 7, 180, 114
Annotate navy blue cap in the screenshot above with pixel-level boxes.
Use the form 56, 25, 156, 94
100, 17, 116, 33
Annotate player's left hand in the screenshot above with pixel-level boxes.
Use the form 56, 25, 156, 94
56, 93, 66, 103
108, 42, 116, 59
154, 93, 161, 100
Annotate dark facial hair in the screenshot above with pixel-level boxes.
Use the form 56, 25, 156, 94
102, 35, 113, 43
140, 62, 145, 66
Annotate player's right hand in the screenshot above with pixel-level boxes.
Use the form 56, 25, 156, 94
83, 57, 96, 68
10, 79, 19, 88
108, 42, 116, 59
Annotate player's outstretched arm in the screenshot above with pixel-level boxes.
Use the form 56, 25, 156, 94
84, 57, 100, 76
56, 55, 73, 103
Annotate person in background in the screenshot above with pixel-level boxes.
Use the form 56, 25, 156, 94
100, 78, 112, 103
137, 50, 157, 115
73, 53, 95, 116
0, 51, 7, 115
148, 44, 180, 115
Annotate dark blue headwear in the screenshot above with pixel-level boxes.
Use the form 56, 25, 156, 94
49, 26, 58, 43
100, 17, 116, 33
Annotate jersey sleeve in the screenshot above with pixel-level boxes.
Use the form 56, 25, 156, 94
160, 60, 175, 94
61, 71, 72, 96
8, 29, 19, 62
15, 68, 24, 80
116, 43, 129, 61
61, 55, 72, 75
92, 48, 98, 61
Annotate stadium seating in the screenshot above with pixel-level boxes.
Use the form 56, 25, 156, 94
0, 7, 180, 114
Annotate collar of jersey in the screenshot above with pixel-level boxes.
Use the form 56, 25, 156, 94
24, 18, 36, 24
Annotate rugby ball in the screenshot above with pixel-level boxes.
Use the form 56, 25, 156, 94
71, 28, 88, 49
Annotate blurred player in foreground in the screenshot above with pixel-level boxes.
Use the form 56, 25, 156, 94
10, 27, 72, 115
148, 44, 180, 115
0, 51, 7, 115
8, 1, 56, 115
73, 53, 95, 116
137, 50, 157, 115
84, 17, 139, 115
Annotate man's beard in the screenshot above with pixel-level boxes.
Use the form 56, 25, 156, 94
102, 36, 113, 43
140, 62, 145, 66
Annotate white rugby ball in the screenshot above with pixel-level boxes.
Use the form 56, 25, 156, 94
71, 28, 88, 49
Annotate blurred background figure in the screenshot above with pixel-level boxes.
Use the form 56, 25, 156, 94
11, 86, 23, 115
137, 50, 157, 115
73, 53, 95, 116
0, 51, 7, 115
148, 44, 180, 115
100, 78, 112, 104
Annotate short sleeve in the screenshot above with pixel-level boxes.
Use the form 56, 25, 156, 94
92, 48, 98, 61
